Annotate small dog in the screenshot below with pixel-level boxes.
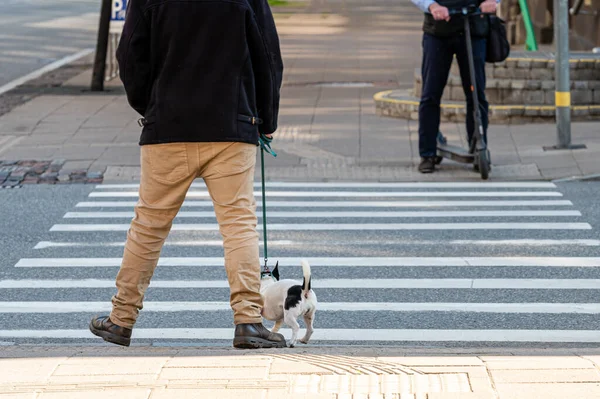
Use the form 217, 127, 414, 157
260, 260, 317, 347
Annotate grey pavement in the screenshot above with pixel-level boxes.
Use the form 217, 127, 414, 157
0, 0, 598, 182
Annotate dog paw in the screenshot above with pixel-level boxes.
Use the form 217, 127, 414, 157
288, 340, 296, 348
299, 339, 308, 344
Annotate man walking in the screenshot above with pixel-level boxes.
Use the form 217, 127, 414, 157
412, 0, 498, 173
89, 0, 286, 349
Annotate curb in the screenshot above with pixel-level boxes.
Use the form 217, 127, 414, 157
374, 90, 600, 123
553, 173, 600, 183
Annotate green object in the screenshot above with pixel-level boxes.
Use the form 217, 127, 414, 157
258, 134, 277, 267
518, 0, 539, 51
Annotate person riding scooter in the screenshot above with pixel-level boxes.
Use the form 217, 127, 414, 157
411, 0, 498, 174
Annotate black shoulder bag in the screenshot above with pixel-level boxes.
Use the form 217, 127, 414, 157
486, 15, 510, 63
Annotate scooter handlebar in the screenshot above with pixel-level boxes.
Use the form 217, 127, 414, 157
447, 6, 483, 16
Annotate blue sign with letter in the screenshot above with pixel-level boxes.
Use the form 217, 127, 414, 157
112, 0, 127, 21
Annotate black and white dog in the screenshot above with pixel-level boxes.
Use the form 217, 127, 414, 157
260, 260, 317, 347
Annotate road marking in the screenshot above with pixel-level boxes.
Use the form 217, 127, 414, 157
0, 136, 23, 157
89, 191, 564, 198
2, 301, 600, 314
62, 210, 583, 219
32, 239, 600, 249
0, 329, 599, 342
15, 257, 600, 268
33, 240, 294, 249
0, 48, 94, 96
49, 223, 592, 232
2, 278, 600, 289
96, 182, 558, 189
75, 200, 575, 208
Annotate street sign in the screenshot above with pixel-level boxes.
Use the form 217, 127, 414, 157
110, 0, 127, 33
112, 0, 127, 21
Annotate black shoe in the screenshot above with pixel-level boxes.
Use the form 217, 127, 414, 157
233, 323, 287, 349
418, 157, 436, 173
89, 316, 132, 347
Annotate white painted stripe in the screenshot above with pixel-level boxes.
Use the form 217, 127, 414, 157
96, 182, 558, 189
75, 200, 575, 208
440, 239, 600, 247
0, 49, 94, 96
31, 239, 600, 249
33, 240, 294, 249
472, 279, 600, 289
3, 301, 600, 314
49, 223, 592, 232
0, 136, 23, 157
89, 191, 564, 198
2, 279, 600, 290
15, 257, 600, 268
1, 328, 599, 342
62, 210, 583, 219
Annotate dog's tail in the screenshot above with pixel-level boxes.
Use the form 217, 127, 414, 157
301, 260, 312, 295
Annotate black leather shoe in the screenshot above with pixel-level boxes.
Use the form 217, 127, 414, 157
89, 316, 132, 347
418, 157, 436, 173
233, 323, 287, 349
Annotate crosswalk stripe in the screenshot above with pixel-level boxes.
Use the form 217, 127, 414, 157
96, 182, 558, 189
33, 240, 293, 249
62, 210, 583, 219
2, 301, 600, 313
89, 191, 564, 198
0, 329, 598, 342
49, 223, 592, 232
3, 278, 600, 289
32, 239, 600, 249
75, 200, 576, 208
15, 257, 600, 268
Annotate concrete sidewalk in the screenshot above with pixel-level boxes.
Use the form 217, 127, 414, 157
3, 346, 600, 398
0, 0, 599, 184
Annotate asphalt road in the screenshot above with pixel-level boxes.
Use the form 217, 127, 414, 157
0, 0, 99, 87
1, 180, 600, 348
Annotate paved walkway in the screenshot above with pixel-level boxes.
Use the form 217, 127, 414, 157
3, 346, 600, 398
0, 0, 598, 182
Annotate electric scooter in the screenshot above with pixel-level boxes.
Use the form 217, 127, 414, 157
435, 6, 491, 180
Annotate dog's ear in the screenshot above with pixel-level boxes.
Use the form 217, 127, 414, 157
272, 261, 280, 281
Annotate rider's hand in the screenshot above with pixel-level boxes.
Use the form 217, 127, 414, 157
429, 3, 450, 21
480, 0, 497, 13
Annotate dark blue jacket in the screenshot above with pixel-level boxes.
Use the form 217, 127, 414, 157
117, 0, 283, 145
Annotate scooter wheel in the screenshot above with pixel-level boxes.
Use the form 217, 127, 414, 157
435, 156, 443, 165
478, 150, 490, 180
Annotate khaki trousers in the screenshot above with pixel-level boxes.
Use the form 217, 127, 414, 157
110, 142, 262, 328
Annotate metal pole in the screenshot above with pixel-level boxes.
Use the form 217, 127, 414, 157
554, 0, 571, 148
91, 0, 112, 91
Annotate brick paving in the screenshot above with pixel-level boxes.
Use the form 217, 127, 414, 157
0, 160, 104, 188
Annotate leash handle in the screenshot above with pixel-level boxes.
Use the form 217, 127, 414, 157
259, 134, 276, 266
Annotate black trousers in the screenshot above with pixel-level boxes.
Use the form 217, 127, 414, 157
418, 32, 489, 157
